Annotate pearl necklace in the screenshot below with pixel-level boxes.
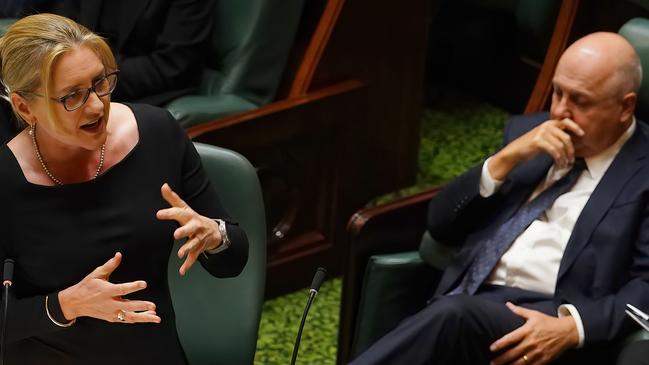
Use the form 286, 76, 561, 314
30, 124, 105, 186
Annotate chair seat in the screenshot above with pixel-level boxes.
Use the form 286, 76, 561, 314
352, 251, 442, 358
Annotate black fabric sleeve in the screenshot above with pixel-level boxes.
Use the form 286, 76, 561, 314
171, 112, 249, 277
4, 292, 71, 343
426, 164, 493, 246
0, 248, 71, 343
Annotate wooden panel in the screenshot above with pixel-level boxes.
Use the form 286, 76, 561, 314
187, 0, 431, 296
309, 0, 431, 192
288, 0, 346, 97
189, 81, 372, 296
525, 0, 581, 113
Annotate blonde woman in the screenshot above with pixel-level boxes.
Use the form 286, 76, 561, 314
0, 14, 248, 364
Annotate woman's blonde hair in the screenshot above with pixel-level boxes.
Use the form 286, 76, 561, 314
0, 13, 116, 129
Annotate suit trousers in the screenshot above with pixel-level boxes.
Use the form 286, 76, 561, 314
348, 285, 617, 365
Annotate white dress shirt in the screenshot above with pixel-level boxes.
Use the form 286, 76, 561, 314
478, 119, 636, 346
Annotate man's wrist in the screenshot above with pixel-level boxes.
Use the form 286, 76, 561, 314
558, 304, 584, 348
489, 147, 520, 181
559, 316, 580, 348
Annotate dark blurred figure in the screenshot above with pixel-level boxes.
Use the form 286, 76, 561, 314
0, 0, 58, 17
0, 0, 213, 143
60, 0, 213, 106
0, 1, 62, 143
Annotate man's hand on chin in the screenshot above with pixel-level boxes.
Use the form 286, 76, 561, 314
488, 302, 579, 365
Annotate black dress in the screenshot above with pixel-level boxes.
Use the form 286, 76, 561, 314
0, 103, 248, 364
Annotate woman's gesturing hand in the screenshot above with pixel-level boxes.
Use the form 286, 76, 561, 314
58, 252, 160, 324
156, 183, 223, 275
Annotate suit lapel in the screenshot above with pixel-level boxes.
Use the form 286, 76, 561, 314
117, 0, 152, 51
558, 126, 649, 279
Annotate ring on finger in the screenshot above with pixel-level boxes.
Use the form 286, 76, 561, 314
522, 354, 529, 363
117, 309, 126, 322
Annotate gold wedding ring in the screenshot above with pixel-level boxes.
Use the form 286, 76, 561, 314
117, 310, 126, 322
522, 354, 529, 363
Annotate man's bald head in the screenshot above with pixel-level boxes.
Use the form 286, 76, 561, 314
559, 32, 642, 98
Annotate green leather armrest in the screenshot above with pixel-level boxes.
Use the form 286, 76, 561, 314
623, 329, 649, 345
165, 93, 258, 129
351, 251, 443, 358
418, 231, 457, 270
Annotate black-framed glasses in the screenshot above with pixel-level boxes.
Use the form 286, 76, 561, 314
55, 71, 119, 111
21, 71, 119, 112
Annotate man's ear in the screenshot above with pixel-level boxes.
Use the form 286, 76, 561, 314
620, 92, 637, 123
9, 92, 35, 125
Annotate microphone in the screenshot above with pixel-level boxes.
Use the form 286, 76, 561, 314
1, 259, 13, 365
290, 267, 327, 365
2, 259, 13, 287
309, 267, 327, 295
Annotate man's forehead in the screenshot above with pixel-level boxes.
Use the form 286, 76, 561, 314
554, 48, 616, 93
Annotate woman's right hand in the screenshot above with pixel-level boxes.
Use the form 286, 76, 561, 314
57, 252, 161, 324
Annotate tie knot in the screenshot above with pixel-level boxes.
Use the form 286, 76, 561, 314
572, 158, 586, 173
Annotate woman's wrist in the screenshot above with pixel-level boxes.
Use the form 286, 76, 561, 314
57, 287, 78, 321
46, 292, 76, 327
205, 219, 230, 254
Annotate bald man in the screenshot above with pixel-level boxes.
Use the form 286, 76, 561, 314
350, 32, 649, 365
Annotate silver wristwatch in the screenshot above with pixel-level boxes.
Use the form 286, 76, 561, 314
207, 218, 231, 254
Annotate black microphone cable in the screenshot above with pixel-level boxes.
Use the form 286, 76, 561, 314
289, 267, 327, 365
1, 258, 14, 365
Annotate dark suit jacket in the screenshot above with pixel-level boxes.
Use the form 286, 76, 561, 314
61, 0, 213, 106
428, 112, 649, 345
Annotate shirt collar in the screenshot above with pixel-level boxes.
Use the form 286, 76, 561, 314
583, 116, 636, 180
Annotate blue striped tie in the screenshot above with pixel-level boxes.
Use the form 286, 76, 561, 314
448, 159, 586, 295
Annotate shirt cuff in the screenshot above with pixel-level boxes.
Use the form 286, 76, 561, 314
479, 157, 504, 197
558, 304, 585, 348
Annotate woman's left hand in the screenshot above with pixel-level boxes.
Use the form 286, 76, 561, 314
156, 183, 222, 275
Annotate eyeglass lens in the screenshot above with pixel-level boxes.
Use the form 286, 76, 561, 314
64, 73, 118, 111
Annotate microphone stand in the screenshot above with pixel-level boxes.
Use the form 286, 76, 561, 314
290, 267, 327, 365
1, 259, 14, 365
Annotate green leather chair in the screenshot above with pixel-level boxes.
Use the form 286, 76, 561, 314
620, 17, 649, 121
168, 143, 266, 365
341, 17, 649, 364
165, 0, 305, 128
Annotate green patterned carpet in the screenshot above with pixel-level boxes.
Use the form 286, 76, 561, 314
254, 92, 509, 365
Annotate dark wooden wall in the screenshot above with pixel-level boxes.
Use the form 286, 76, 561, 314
188, 0, 432, 297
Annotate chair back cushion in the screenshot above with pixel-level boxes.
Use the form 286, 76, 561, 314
168, 143, 266, 365
203, 0, 304, 105
619, 17, 649, 121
